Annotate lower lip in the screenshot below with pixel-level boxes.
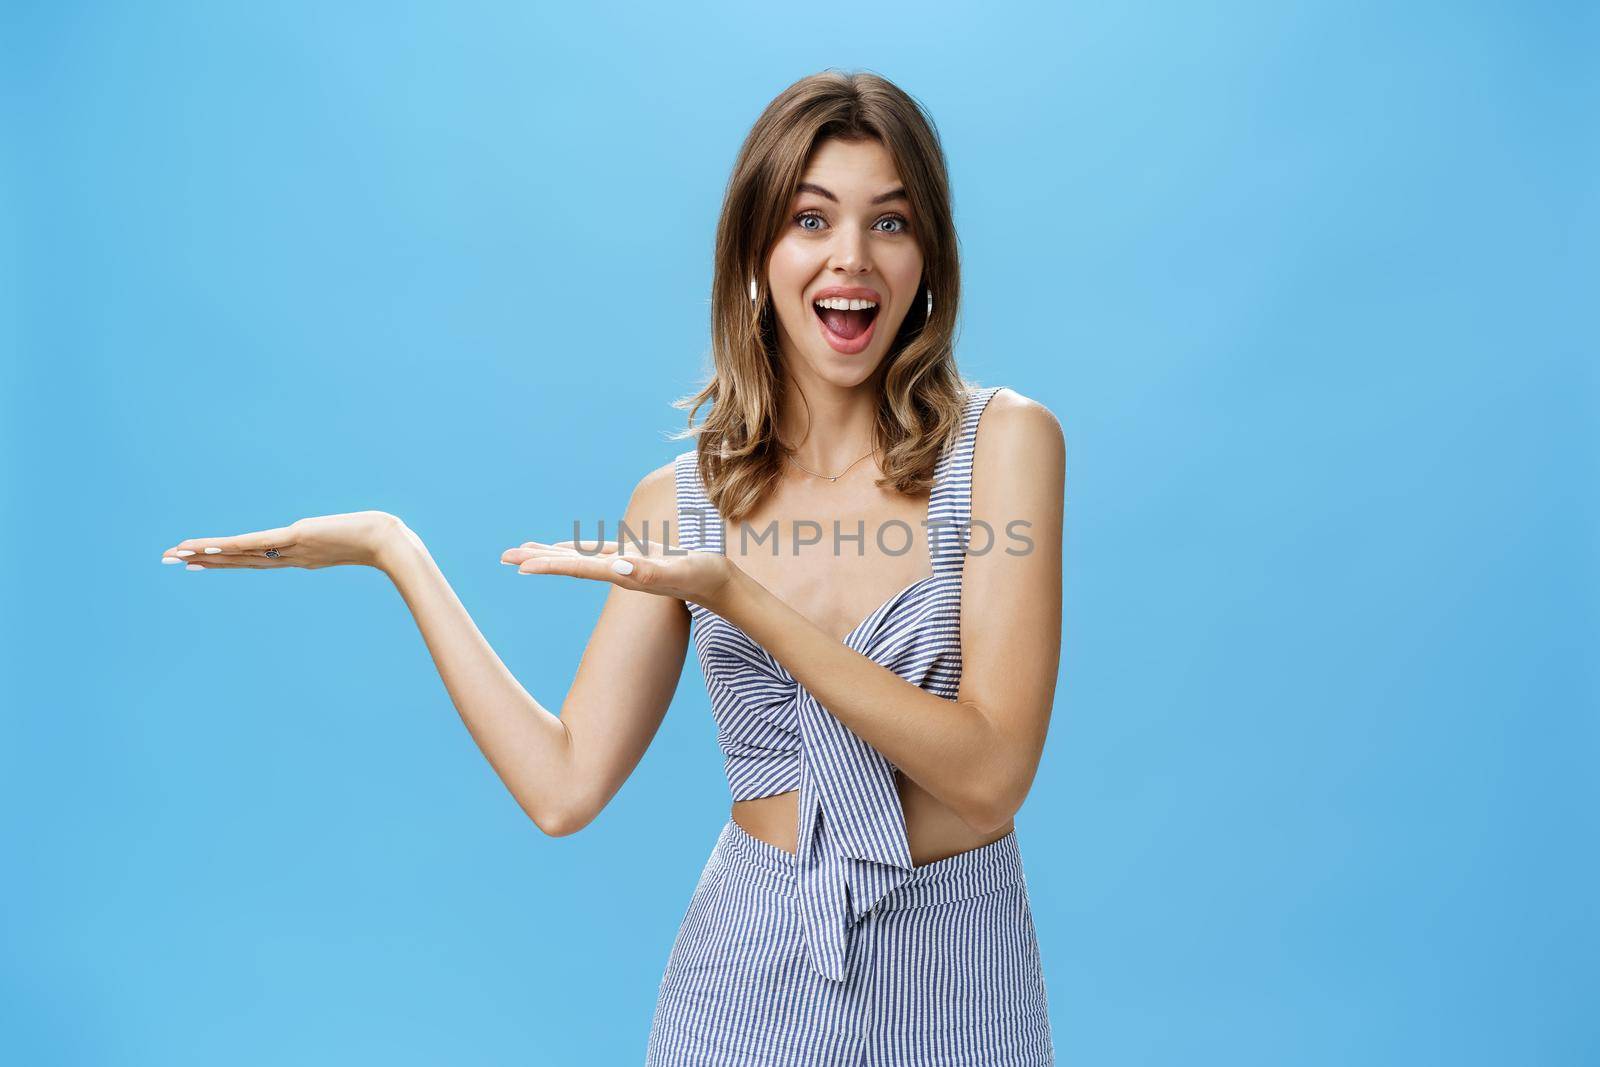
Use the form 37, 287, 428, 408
814, 307, 878, 355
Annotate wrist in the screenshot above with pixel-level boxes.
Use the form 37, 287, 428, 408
704, 559, 759, 623
372, 517, 427, 576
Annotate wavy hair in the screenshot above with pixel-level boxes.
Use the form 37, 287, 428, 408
671, 68, 980, 525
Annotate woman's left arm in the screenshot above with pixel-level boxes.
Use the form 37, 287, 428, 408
715, 391, 1066, 834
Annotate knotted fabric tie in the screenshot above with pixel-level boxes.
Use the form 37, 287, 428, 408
793, 684, 916, 982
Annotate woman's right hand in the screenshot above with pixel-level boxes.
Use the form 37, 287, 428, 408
160, 510, 413, 572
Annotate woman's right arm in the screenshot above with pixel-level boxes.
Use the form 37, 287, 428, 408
380, 462, 691, 836
164, 461, 691, 837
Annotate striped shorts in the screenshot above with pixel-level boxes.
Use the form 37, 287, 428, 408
646, 819, 1055, 1066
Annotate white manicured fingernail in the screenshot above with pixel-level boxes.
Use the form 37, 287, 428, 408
204, 547, 222, 554
176, 549, 195, 557
162, 556, 182, 564
611, 558, 634, 575
185, 563, 204, 571
500, 560, 517, 566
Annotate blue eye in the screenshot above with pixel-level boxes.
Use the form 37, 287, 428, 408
792, 211, 911, 234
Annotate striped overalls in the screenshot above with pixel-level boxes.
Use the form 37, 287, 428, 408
648, 385, 1054, 1065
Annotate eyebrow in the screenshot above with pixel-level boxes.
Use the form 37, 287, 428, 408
795, 181, 909, 206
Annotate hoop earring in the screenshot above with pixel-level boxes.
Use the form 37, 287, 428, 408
749, 277, 759, 305
926, 288, 934, 318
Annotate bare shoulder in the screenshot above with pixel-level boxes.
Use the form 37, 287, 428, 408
632, 456, 680, 503
968, 387, 1064, 585
626, 457, 684, 554
975, 387, 1066, 470
970, 387, 1065, 556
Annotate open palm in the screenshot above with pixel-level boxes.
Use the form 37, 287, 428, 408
501, 538, 734, 611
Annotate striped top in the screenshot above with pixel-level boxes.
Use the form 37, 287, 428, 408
672, 384, 1005, 983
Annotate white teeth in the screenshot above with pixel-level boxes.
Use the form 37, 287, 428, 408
813, 297, 878, 311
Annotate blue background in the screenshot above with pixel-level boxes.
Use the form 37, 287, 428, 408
3, 1, 1594, 1063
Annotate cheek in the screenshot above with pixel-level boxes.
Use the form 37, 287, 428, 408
889, 248, 926, 292
765, 239, 813, 291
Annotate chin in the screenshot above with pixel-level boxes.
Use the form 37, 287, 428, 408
796, 352, 883, 390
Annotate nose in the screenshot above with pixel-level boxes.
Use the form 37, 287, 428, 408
828, 226, 872, 276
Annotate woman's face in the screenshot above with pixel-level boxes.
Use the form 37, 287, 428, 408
765, 137, 925, 387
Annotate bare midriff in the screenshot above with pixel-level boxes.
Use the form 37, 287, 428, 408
731, 772, 1015, 867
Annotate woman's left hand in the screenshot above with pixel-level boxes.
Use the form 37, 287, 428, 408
501, 539, 738, 612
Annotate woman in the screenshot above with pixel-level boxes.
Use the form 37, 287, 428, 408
162, 69, 1065, 1065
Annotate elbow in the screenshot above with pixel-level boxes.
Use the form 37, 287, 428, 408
530, 799, 594, 839
959, 775, 1025, 837
524, 728, 593, 838
962, 795, 1017, 837
956, 705, 1027, 835
533, 808, 582, 838
533, 810, 577, 838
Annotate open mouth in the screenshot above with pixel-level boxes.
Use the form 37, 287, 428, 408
813, 302, 878, 340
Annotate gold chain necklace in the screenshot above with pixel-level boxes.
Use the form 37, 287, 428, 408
783, 445, 876, 483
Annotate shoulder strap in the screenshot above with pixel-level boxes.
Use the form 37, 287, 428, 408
929, 385, 1005, 576
673, 449, 725, 554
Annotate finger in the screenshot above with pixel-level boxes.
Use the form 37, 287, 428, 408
523, 539, 669, 556
546, 539, 619, 553
560, 540, 677, 563
502, 543, 599, 566
502, 547, 567, 566
171, 526, 296, 556
517, 552, 651, 585
519, 540, 603, 555
163, 546, 294, 565
549, 539, 673, 558
171, 555, 287, 569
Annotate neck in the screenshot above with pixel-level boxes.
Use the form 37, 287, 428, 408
775, 368, 883, 475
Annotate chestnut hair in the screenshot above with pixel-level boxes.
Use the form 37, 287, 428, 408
672, 68, 981, 524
